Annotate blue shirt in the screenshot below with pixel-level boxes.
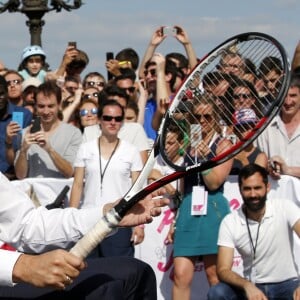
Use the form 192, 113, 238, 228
0, 103, 32, 173
143, 98, 157, 141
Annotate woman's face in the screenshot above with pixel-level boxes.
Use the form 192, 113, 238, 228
79, 102, 99, 127
124, 107, 138, 123
193, 103, 215, 136
99, 105, 123, 138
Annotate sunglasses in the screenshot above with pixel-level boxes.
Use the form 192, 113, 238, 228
86, 81, 105, 87
6, 79, 21, 87
79, 108, 98, 117
194, 114, 213, 121
233, 93, 252, 100
83, 93, 99, 100
102, 115, 123, 122
144, 69, 156, 77
121, 86, 135, 93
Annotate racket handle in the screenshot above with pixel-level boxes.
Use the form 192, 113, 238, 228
70, 208, 120, 259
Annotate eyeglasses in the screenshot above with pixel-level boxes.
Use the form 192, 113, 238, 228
121, 86, 135, 93
83, 93, 99, 100
144, 69, 156, 77
233, 93, 252, 100
194, 114, 213, 121
6, 79, 21, 87
102, 115, 123, 122
79, 108, 98, 117
86, 81, 105, 88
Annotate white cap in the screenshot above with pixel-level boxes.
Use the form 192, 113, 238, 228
22, 77, 42, 91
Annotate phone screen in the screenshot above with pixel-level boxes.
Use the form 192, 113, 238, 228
12, 112, 24, 129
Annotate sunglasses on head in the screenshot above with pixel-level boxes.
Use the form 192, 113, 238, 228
102, 115, 123, 122
86, 81, 105, 87
6, 79, 21, 87
79, 108, 98, 117
83, 93, 99, 100
144, 69, 156, 77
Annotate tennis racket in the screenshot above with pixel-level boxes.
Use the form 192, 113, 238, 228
70, 32, 290, 259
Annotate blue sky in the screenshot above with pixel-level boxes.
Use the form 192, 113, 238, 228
0, 0, 299, 77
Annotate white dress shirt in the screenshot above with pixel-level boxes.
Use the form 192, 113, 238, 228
0, 173, 104, 286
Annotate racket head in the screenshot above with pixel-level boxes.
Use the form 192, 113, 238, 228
159, 32, 290, 172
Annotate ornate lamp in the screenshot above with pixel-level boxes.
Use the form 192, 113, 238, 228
0, 0, 82, 46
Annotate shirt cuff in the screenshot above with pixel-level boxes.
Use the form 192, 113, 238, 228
0, 250, 22, 286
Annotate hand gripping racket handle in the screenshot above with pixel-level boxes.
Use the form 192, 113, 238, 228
70, 208, 121, 259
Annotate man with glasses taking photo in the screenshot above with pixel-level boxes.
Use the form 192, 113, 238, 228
0, 75, 32, 180
4, 70, 25, 107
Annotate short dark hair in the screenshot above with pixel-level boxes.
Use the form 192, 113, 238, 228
166, 52, 189, 69
0, 75, 8, 92
114, 68, 136, 83
238, 164, 269, 187
103, 85, 129, 105
98, 99, 125, 119
289, 73, 300, 90
258, 56, 282, 77
36, 80, 62, 105
115, 48, 139, 71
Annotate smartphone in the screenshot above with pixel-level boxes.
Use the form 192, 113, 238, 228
12, 111, 24, 129
30, 116, 41, 133
162, 26, 177, 36
68, 41, 77, 48
106, 52, 114, 61
106, 52, 114, 80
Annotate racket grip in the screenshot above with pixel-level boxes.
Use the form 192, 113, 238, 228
70, 208, 121, 259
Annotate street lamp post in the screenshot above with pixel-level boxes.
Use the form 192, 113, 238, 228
0, 0, 82, 46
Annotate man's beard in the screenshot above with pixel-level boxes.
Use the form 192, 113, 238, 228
243, 194, 267, 212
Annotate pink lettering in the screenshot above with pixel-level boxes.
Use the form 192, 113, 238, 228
157, 250, 174, 272
157, 209, 175, 233
230, 198, 241, 210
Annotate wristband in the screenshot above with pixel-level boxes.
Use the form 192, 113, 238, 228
201, 168, 212, 176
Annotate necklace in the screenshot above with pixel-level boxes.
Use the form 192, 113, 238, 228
98, 137, 119, 196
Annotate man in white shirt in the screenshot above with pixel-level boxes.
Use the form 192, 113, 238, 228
0, 172, 168, 299
256, 74, 300, 179
207, 164, 300, 300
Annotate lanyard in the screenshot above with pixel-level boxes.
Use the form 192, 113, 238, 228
98, 138, 119, 195
245, 210, 262, 260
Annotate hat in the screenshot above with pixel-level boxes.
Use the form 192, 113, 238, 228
22, 77, 42, 92
21, 45, 46, 62
233, 108, 258, 126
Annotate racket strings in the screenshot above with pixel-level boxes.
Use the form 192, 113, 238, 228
160, 35, 286, 170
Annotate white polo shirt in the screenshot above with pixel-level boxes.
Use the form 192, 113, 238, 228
218, 197, 300, 283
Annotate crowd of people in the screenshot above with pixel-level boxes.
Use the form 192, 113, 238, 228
1, 25, 300, 299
